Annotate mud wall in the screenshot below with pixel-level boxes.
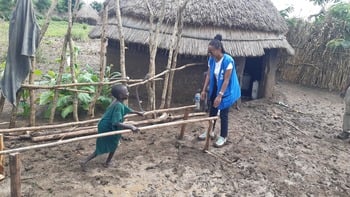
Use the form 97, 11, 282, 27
107, 40, 207, 106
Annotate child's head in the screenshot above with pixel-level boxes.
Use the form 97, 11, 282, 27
111, 84, 129, 101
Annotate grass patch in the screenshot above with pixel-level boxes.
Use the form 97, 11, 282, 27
0, 20, 92, 42
43, 20, 93, 41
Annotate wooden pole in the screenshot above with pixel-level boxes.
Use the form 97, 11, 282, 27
68, 0, 79, 122
263, 49, 279, 98
0, 134, 4, 181
0, 93, 5, 113
235, 57, 246, 110
178, 108, 190, 139
0, 116, 218, 155
166, 1, 187, 108
160, 0, 181, 109
9, 152, 21, 197
115, 0, 126, 82
0, 105, 197, 134
29, 57, 36, 126
31, 128, 97, 142
203, 120, 214, 151
31, 112, 207, 142
9, 92, 21, 128
88, 2, 108, 118
21, 79, 143, 89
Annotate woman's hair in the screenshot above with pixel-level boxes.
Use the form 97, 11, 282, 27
209, 34, 226, 54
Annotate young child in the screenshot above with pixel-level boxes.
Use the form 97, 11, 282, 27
80, 84, 143, 171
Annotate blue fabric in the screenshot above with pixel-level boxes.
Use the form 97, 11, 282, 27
208, 54, 241, 110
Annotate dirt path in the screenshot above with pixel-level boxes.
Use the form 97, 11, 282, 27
0, 81, 349, 196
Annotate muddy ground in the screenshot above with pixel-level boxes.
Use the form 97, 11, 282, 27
1, 38, 350, 196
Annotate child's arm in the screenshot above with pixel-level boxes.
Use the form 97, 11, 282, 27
115, 122, 140, 133
129, 109, 145, 117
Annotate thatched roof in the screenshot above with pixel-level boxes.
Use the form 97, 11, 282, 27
89, 0, 294, 56
76, 3, 99, 25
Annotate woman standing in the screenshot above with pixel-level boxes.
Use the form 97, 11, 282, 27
199, 34, 241, 147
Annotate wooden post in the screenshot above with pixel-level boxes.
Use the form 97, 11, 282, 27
9, 92, 21, 128
235, 57, 246, 109
29, 57, 36, 126
203, 120, 213, 151
263, 49, 279, 98
0, 93, 5, 113
178, 109, 190, 139
9, 152, 21, 197
0, 134, 4, 181
88, 2, 108, 118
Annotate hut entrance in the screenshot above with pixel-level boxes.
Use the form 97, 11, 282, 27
241, 57, 264, 99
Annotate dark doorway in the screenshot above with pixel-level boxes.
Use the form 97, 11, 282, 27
241, 57, 264, 99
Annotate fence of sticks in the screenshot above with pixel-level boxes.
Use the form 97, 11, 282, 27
278, 19, 350, 92
0, 2, 216, 196
0, 0, 194, 128
0, 105, 219, 196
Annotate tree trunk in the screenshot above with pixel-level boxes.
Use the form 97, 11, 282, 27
160, 0, 181, 109
115, 0, 126, 80
146, 0, 166, 110
68, 0, 79, 122
49, 36, 68, 124
9, 92, 21, 128
29, 0, 59, 125
166, 3, 186, 108
0, 93, 5, 113
29, 57, 36, 126
88, 2, 108, 118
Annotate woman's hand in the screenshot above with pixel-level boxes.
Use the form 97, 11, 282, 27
213, 95, 222, 108
200, 91, 206, 100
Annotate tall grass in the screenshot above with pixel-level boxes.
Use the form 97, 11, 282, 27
0, 20, 92, 62
43, 20, 93, 41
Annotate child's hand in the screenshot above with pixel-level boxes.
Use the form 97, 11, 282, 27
137, 111, 145, 117
131, 125, 140, 133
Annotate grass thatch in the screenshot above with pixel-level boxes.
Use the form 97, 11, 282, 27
76, 4, 99, 25
90, 0, 293, 57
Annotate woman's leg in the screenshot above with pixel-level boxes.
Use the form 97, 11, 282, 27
219, 107, 230, 138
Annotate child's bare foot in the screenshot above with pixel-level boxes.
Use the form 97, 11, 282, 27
80, 162, 87, 172
103, 161, 115, 168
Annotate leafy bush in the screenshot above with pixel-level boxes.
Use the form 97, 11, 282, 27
37, 64, 121, 119
0, 0, 15, 20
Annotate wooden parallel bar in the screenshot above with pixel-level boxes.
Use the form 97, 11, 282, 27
0, 105, 196, 134
0, 116, 218, 155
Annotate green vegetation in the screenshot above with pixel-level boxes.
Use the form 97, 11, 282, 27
42, 20, 93, 41
37, 65, 120, 119
90, 1, 102, 12
0, 18, 92, 42
0, 0, 15, 20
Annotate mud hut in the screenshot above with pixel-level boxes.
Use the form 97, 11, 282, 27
89, 0, 294, 104
76, 3, 99, 25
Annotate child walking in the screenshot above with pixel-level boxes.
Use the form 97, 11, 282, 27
80, 84, 143, 171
